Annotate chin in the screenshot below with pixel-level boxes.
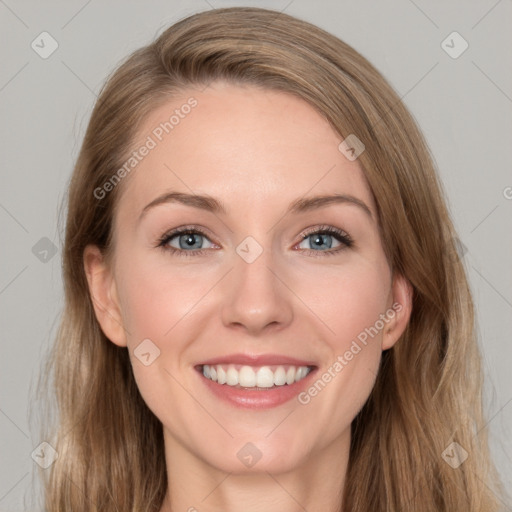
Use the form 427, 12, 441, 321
197, 434, 314, 475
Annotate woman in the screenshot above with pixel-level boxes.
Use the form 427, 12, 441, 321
37, 6, 507, 511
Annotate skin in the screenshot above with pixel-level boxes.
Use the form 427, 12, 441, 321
84, 81, 412, 512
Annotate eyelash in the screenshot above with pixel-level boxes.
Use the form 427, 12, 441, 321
156, 224, 354, 258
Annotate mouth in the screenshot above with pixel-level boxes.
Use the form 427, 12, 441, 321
194, 356, 318, 409
198, 363, 314, 388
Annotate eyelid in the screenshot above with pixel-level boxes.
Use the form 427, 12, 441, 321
157, 224, 216, 245
299, 224, 351, 240
156, 223, 354, 256
155, 224, 219, 257
294, 224, 354, 253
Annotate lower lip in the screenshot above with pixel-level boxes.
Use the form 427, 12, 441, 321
197, 367, 317, 409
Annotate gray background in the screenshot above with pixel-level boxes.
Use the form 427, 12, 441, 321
1, 0, 511, 510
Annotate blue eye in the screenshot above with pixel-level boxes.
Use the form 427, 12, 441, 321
157, 224, 353, 257
297, 226, 353, 255
157, 227, 215, 257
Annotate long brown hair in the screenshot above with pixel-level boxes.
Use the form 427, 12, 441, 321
35, 7, 507, 511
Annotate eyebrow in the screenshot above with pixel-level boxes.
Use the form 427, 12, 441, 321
139, 191, 373, 221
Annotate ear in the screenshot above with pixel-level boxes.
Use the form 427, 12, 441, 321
83, 244, 127, 347
381, 272, 413, 351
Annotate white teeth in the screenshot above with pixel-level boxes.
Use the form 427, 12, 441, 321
273, 366, 287, 386
256, 367, 274, 388
217, 366, 227, 384
239, 366, 256, 387
201, 364, 312, 388
286, 367, 295, 385
295, 367, 307, 382
226, 366, 239, 386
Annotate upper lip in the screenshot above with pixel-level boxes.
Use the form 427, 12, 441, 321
197, 353, 317, 367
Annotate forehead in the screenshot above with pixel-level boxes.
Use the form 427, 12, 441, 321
116, 81, 376, 222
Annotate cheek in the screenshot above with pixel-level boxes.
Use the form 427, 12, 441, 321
290, 256, 390, 424
293, 255, 391, 350
116, 251, 218, 343
114, 253, 213, 432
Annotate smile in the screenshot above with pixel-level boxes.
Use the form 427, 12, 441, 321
195, 355, 318, 409
201, 364, 313, 388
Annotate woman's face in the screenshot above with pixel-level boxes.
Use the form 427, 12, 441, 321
85, 81, 411, 475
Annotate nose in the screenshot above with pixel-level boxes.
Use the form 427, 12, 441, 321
221, 245, 294, 335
